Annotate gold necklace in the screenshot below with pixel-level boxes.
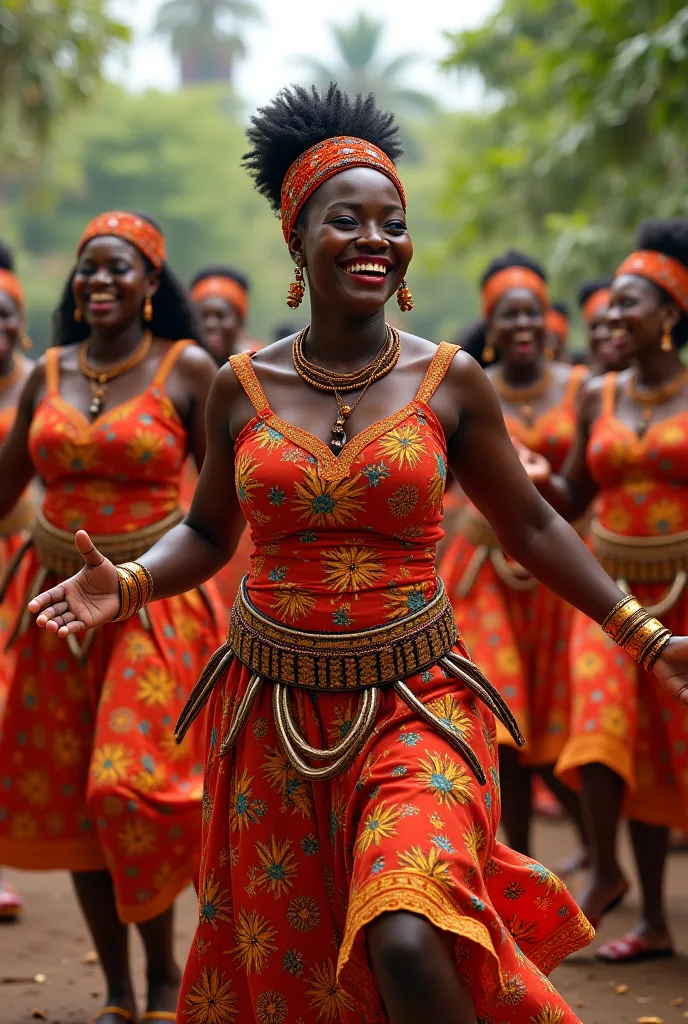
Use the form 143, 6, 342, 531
293, 325, 401, 452
0, 353, 22, 394
79, 330, 153, 419
493, 367, 553, 427
627, 367, 688, 438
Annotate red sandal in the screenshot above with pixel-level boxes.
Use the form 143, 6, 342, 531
0, 878, 23, 920
596, 933, 674, 964
89, 1007, 137, 1024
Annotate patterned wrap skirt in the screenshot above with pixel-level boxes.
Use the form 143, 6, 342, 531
178, 625, 592, 1023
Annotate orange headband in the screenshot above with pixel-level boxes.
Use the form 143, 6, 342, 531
481, 267, 548, 318
582, 288, 611, 323
546, 309, 569, 340
191, 276, 249, 321
616, 250, 688, 312
280, 136, 406, 242
78, 211, 166, 269
0, 269, 23, 310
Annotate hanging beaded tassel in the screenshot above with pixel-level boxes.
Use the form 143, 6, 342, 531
287, 263, 305, 309
661, 322, 673, 352
396, 279, 414, 312
482, 341, 495, 363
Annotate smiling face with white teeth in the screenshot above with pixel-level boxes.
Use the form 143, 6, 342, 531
72, 235, 160, 333
607, 274, 680, 360
287, 166, 412, 318
489, 288, 546, 367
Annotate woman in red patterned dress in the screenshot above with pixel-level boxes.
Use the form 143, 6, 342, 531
0, 212, 224, 1023
439, 252, 588, 862
0, 240, 35, 921
519, 219, 688, 963
27, 89, 688, 1024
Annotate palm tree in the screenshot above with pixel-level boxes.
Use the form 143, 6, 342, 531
153, 0, 261, 86
297, 14, 438, 121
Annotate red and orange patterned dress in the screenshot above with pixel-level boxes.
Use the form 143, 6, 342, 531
440, 366, 587, 765
0, 404, 35, 724
178, 346, 592, 1024
557, 373, 688, 830
0, 342, 224, 923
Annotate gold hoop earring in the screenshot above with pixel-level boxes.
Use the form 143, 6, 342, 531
396, 279, 414, 312
144, 296, 153, 322
661, 322, 673, 352
287, 263, 305, 309
74, 306, 82, 322
482, 341, 495, 364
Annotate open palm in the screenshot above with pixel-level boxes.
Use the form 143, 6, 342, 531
653, 637, 688, 706
29, 530, 120, 636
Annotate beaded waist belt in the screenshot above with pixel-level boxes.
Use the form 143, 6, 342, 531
175, 578, 524, 784
591, 519, 688, 615
32, 506, 184, 577
0, 506, 185, 663
454, 506, 588, 597
0, 495, 37, 539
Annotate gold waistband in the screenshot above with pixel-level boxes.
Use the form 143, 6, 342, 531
31, 507, 184, 577
0, 496, 37, 539
229, 577, 458, 691
175, 577, 524, 785
591, 520, 688, 584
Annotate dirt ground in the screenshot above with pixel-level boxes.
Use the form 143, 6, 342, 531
1, 819, 686, 1024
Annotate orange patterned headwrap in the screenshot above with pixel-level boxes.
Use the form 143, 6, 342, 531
280, 137, 406, 243
546, 309, 569, 340
582, 288, 611, 323
191, 276, 249, 321
78, 211, 166, 269
616, 251, 688, 312
481, 267, 548, 319
0, 270, 24, 310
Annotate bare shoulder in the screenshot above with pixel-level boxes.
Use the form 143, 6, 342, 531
251, 337, 295, 374
173, 340, 217, 377
578, 370, 620, 422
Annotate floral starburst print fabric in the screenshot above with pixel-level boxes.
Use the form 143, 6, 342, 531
178, 345, 591, 1023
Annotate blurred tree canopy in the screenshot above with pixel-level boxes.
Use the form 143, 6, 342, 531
0, 0, 129, 166
443, 0, 688, 292
2, 87, 475, 351
153, 0, 261, 86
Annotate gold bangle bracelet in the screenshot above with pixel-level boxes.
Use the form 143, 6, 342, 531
112, 561, 154, 622
602, 594, 673, 669
602, 595, 641, 641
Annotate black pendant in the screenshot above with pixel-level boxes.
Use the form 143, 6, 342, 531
330, 417, 346, 455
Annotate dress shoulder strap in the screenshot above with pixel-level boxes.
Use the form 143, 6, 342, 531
415, 342, 461, 404
44, 347, 61, 395
602, 371, 618, 416
153, 339, 193, 387
229, 352, 271, 417
564, 363, 590, 403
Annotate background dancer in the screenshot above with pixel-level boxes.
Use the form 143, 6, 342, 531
578, 278, 628, 375
190, 265, 256, 366
440, 251, 589, 865
0, 212, 224, 1024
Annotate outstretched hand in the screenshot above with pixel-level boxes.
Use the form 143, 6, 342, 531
653, 637, 688, 706
512, 437, 551, 484
28, 530, 120, 636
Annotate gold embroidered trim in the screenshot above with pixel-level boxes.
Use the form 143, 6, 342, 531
228, 577, 458, 689
415, 342, 461, 403
337, 870, 504, 1001
528, 910, 594, 975
230, 344, 460, 482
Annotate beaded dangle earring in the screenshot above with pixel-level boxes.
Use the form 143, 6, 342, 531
144, 296, 153, 322
661, 321, 673, 352
20, 334, 32, 351
396, 279, 414, 312
287, 261, 305, 309
74, 306, 82, 322
482, 336, 495, 363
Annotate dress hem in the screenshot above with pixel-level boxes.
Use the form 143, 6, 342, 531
0, 837, 107, 872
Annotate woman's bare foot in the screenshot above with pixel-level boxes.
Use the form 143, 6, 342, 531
596, 920, 674, 963
145, 967, 181, 1018
578, 872, 628, 927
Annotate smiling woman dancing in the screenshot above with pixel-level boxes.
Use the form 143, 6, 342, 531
0, 213, 224, 1024
26, 88, 688, 1024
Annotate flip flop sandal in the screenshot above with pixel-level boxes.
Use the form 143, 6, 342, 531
0, 881, 23, 920
89, 1008, 137, 1024
596, 933, 675, 964
141, 1014, 177, 1022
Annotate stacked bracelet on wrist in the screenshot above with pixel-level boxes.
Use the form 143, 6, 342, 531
602, 595, 673, 670
112, 561, 154, 622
